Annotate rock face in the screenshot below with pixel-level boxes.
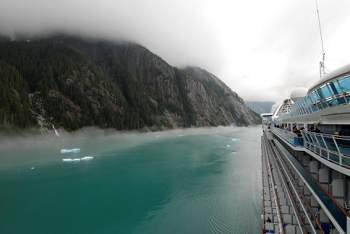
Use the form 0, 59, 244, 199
0, 35, 261, 133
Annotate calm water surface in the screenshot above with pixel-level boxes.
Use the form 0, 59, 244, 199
0, 127, 262, 234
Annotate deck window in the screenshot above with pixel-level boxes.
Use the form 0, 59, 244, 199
338, 76, 350, 92
329, 82, 339, 95
326, 98, 336, 107
336, 96, 346, 105
317, 88, 325, 99
311, 91, 320, 103
321, 85, 332, 98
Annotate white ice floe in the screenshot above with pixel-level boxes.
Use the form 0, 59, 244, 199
81, 156, 93, 160
63, 156, 93, 162
31, 167, 35, 169
60, 148, 80, 154
62, 158, 74, 162
227, 145, 230, 147
231, 138, 240, 141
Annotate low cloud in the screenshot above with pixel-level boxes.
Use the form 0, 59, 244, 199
1, 0, 349, 103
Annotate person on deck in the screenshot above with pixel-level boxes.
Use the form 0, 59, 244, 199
293, 127, 302, 137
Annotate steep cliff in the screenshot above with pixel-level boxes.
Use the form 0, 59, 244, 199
0, 35, 260, 133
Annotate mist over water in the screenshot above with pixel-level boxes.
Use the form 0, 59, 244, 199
0, 127, 263, 233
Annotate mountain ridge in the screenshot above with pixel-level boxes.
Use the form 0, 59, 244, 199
0, 35, 261, 134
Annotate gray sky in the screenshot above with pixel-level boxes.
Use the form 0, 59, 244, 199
1, 0, 350, 103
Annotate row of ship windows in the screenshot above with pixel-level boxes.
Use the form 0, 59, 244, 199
291, 75, 350, 116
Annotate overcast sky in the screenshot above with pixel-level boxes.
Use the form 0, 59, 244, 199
1, 0, 350, 103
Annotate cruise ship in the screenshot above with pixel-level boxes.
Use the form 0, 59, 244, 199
261, 63, 350, 234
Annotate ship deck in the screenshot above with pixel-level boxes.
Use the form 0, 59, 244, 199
261, 129, 350, 234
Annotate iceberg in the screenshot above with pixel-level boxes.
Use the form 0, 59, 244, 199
62, 158, 74, 162
60, 148, 80, 154
63, 157, 93, 162
81, 156, 93, 161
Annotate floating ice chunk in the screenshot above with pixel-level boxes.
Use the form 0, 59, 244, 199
227, 145, 230, 147
231, 138, 240, 141
60, 149, 71, 153
73, 158, 81, 161
60, 148, 80, 154
31, 167, 35, 169
81, 156, 93, 161
62, 158, 74, 162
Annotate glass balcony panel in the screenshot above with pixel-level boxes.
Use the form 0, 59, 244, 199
316, 135, 327, 148
311, 134, 319, 145
341, 156, 350, 168
321, 149, 328, 157
315, 147, 321, 155
329, 151, 340, 163
335, 138, 350, 156
323, 136, 338, 152
305, 133, 313, 143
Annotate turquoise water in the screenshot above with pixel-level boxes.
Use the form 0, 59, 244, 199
0, 127, 262, 234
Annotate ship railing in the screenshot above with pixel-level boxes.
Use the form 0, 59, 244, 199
271, 128, 303, 147
278, 142, 349, 232
302, 132, 350, 168
271, 127, 350, 168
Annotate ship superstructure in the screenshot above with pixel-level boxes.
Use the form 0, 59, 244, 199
261, 63, 350, 234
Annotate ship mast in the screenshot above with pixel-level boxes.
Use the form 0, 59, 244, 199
315, 0, 326, 78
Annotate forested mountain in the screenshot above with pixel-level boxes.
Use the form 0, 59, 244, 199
0, 35, 261, 134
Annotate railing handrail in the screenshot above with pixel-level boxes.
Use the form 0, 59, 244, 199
274, 137, 350, 233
